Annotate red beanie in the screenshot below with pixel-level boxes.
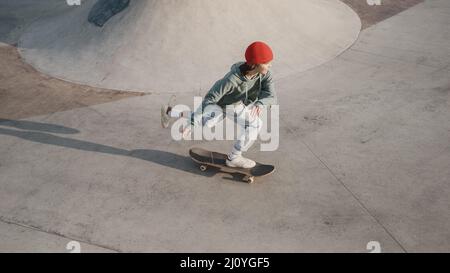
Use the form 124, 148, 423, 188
245, 41, 274, 65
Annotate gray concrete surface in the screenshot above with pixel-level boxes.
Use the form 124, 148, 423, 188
0, 0, 449, 252
15, 0, 360, 93
0, 220, 115, 253
0, 0, 70, 45
277, 0, 450, 251
0, 95, 405, 252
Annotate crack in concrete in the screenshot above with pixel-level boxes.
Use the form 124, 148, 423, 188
0, 216, 121, 253
349, 48, 441, 69
279, 115, 408, 253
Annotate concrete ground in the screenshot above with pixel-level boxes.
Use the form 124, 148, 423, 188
16, 0, 361, 93
0, 0, 449, 252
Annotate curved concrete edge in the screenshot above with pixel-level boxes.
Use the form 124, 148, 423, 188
0, 0, 73, 45
274, 0, 362, 82
16, 0, 362, 94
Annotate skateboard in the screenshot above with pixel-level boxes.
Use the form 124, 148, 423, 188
189, 147, 275, 183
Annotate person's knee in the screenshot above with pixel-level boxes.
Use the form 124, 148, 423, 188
249, 117, 263, 131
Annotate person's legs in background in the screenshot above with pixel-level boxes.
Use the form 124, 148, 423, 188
162, 101, 224, 138
227, 103, 263, 168
162, 99, 263, 169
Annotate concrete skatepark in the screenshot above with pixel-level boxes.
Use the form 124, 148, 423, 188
0, 0, 449, 252
16, 0, 360, 93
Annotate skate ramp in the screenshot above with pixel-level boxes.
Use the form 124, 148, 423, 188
0, 0, 71, 45
17, 0, 361, 93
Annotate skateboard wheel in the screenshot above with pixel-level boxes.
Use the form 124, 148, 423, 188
244, 176, 255, 183
199, 165, 207, 172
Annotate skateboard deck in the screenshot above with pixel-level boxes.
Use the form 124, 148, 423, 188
189, 147, 275, 183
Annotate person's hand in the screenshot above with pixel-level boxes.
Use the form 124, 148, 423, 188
181, 124, 192, 140
250, 105, 262, 118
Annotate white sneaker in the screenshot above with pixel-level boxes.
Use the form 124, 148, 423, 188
161, 104, 171, 128
226, 155, 256, 169
160, 95, 176, 128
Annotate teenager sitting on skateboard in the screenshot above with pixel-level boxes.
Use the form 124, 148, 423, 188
161, 41, 277, 169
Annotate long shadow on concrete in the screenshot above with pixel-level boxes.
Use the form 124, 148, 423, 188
0, 118, 79, 134
0, 119, 227, 180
